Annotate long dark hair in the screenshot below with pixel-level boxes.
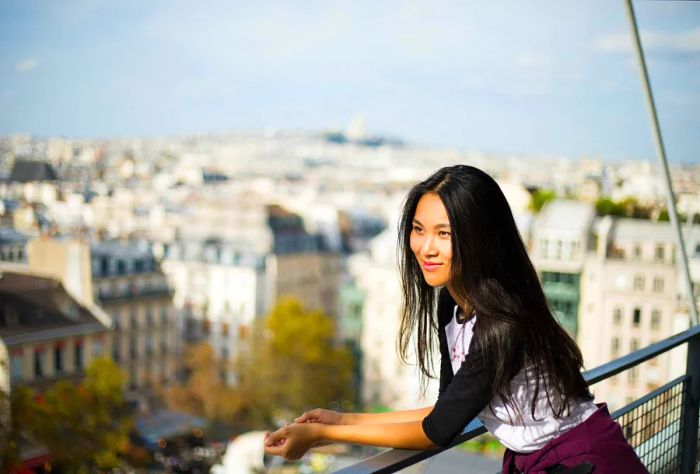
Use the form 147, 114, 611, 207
397, 165, 592, 418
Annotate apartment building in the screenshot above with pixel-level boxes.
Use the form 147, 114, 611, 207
531, 200, 596, 337
90, 241, 179, 390
161, 238, 264, 384
0, 270, 111, 388
578, 217, 682, 409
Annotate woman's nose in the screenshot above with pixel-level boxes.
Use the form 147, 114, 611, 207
421, 236, 438, 256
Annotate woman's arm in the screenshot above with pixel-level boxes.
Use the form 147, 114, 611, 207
295, 406, 433, 425
264, 419, 437, 460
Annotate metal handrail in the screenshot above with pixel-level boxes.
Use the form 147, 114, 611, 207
334, 324, 700, 473
583, 323, 700, 385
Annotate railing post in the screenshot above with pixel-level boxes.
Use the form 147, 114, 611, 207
681, 334, 700, 474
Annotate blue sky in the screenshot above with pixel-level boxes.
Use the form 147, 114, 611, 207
1, 0, 699, 162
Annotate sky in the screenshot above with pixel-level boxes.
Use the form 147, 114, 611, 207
1, 0, 699, 162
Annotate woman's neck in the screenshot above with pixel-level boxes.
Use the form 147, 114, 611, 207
446, 284, 472, 317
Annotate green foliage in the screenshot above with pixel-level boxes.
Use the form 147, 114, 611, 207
657, 209, 688, 223
529, 190, 556, 213
3, 357, 132, 472
458, 432, 505, 459
237, 297, 355, 428
165, 342, 243, 423
167, 298, 355, 431
595, 197, 626, 217
266, 298, 353, 410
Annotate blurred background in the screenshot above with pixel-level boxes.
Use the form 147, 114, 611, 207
1, 1, 699, 472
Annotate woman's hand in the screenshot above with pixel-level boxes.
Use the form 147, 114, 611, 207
264, 423, 320, 460
295, 408, 346, 425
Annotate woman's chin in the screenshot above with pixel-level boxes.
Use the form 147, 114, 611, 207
422, 275, 449, 287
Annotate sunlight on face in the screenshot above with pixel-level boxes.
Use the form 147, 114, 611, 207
409, 193, 452, 287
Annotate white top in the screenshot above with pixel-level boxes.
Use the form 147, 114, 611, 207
446, 305, 597, 453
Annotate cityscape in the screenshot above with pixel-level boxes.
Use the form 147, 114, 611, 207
1, 127, 700, 471
2, 0, 700, 473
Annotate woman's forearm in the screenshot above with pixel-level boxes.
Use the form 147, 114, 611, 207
316, 419, 437, 450
343, 406, 433, 425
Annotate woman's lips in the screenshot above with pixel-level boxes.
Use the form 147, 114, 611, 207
421, 261, 443, 272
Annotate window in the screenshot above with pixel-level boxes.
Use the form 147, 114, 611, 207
160, 307, 168, 326
628, 367, 638, 383
100, 256, 110, 276
611, 338, 620, 357
92, 339, 103, 358
651, 310, 661, 330
146, 306, 153, 327
146, 334, 153, 356
613, 307, 623, 325
632, 308, 641, 327
130, 308, 138, 329
54, 346, 63, 373
113, 338, 121, 362
653, 277, 664, 293
632, 244, 641, 260
633, 275, 645, 291
10, 355, 23, 381
129, 338, 137, 359
34, 349, 44, 377
655, 244, 665, 261
631, 338, 640, 351
75, 344, 84, 370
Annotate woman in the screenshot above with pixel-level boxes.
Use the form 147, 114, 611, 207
264, 165, 647, 473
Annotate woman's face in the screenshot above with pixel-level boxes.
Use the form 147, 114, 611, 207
409, 192, 453, 287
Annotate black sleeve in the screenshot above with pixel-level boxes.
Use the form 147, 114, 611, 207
436, 288, 456, 397
422, 342, 495, 448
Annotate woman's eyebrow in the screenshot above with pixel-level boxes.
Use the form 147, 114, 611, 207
412, 218, 450, 229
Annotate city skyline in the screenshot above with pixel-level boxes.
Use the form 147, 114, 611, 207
1, 0, 700, 162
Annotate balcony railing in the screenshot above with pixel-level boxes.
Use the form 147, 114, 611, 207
335, 323, 700, 473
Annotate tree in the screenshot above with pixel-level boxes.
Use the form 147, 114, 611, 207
165, 342, 243, 422
167, 298, 355, 431
2, 357, 132, 472
235, 298, 354, 427
595, 197, 626, 217
529, 190, 556, 213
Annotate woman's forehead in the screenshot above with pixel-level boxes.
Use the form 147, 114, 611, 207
414, 193, 450, 224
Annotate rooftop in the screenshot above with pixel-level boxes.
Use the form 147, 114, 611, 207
0, 270, 108, 342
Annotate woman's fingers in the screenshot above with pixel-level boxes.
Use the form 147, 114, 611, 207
264, 443, 286, 456
295, 409, 319, 423
265, 427, 287, 447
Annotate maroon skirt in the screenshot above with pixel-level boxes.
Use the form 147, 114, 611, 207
501, 404, 649, 474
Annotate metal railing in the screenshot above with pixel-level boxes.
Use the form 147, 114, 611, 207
334, 323, 700, 473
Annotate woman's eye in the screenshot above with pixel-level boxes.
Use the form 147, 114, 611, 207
412, 226, 423, 234
439, 231, 451, 237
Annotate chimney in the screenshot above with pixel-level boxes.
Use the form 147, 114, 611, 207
27, 237, 94, 306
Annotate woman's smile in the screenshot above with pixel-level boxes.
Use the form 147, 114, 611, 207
421, 261, 443, 272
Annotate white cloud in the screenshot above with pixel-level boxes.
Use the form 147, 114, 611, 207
594, 27, 700, 56
16, 58, 38, 72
